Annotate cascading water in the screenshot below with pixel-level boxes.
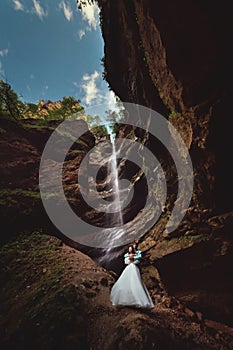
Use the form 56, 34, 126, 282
98, 135, 125, 265
107, 137, 124, 225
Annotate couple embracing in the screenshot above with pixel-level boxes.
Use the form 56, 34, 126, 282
110, 242, 154, 309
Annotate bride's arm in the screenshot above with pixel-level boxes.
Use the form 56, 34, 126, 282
124, 257, 131, 264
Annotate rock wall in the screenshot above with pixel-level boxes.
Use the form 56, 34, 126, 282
99, 0, 233, 214
97, 0, 233, 325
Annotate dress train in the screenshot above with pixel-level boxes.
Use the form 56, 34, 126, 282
110, 261, 154, 309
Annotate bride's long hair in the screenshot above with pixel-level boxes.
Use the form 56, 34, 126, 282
128, 245, 136, 254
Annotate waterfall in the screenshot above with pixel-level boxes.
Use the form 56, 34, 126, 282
98, 136, 124, 265
107, 138, 123, 225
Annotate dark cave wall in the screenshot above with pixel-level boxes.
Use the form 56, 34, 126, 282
96, 0, 233, 325
98, 0, 233, 215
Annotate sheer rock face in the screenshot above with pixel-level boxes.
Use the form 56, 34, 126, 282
0, 118, 95, 244
97, 0, 233, 325
98, 0, 233, 213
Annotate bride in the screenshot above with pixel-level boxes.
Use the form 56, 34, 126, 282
110, 245, 154, 309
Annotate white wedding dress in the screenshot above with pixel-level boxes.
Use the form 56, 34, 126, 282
110, 256, 154, 309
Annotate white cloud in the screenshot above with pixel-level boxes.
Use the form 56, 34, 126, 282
78, 2, 99, 30
76, 71, 118, 110
32, 0, 48, 21
59, 1, 73, 22
80, 70, 101, 105
30, 73, 35, 79
12, 0, 24, 11
12, 0, 48, 18
106, 90, 117, 111
0, 49, 9, 57
78, 29, 85, 40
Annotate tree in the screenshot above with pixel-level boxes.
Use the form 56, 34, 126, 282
60, 96, 83, 119
0, 80, 25, 119
104, 98, 125, 135
91, 125, 108, 138
26, 103, 38, 116
42, 96, 84, 120
77, 0, 95, 10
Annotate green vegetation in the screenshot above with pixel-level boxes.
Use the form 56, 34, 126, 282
0, 189, 40, 204
0, 77, 126, 141
0, 230, 87, 349
22, 120, 57, 131
160, 93, 171, 108
168, 110, 182, 121
0, 189, 40, 217
0, 80, 26, 119
90, 124, 108, 138
0, 78, 113, 139
100, 55, 107, 82
0, 79, 85, 122
25, 96, 84, 121
104, 97, 126, 136
77, 0, 96, 10
0, 230, 64, 296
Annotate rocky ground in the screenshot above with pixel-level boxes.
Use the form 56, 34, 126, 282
1, 230, 233, 350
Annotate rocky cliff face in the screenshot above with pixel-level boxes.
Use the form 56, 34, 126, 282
96, 0, 233, 326
0, 117, 95, 245
99, 0, 233, 213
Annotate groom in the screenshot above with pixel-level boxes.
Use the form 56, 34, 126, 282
132, 241, 142, 263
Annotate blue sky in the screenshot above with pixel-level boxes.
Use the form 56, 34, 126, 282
0, 0, 117, 118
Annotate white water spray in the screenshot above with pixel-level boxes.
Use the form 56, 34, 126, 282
98, 135, 125, 264
108, 138, 123, 223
